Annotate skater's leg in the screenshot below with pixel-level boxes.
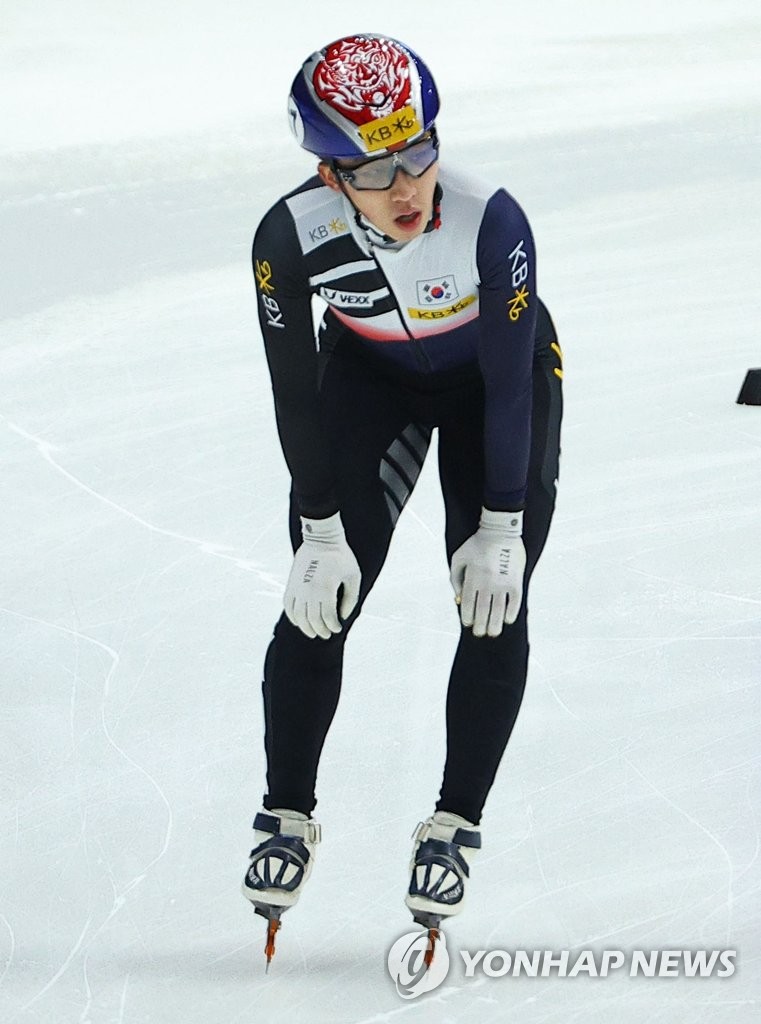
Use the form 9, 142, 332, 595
436, 303, 563, 824
262, 352, 433, 815
261, 614, 346, 815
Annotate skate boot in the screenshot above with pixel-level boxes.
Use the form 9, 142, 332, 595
405, 810, 481, 967
242, 808, 321, 968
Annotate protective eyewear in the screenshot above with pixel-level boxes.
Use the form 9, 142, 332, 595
333, 134, 439, 191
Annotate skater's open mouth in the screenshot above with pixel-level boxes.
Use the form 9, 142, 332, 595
394, 210, 421, 231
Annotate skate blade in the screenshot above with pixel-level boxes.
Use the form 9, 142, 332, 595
423, 927, 440, 970
264, 917, 281, 972
251, 904, 285, 971
410, 911, 442, 971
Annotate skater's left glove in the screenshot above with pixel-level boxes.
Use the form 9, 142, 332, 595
450, 508, 526, 637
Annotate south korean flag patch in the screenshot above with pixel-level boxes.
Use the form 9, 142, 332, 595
416, 275, 459, 305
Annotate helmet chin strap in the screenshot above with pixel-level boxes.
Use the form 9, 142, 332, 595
352, 206, 398, 247
332, 176, 397, 245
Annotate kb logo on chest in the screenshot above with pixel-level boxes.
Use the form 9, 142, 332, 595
308, 219, 348, 244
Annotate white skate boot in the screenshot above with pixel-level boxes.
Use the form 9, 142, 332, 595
242, 808, 321, 966
405, 810, 481, 965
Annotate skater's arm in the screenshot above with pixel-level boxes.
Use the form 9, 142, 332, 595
253, 201, 339, 518
475, 190, 537, 512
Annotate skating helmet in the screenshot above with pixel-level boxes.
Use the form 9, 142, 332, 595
287, 34, 440, 160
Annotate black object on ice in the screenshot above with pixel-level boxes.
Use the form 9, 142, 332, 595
737, 368, 761, 406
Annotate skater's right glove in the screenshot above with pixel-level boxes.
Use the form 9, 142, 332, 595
450, 508, 526, 637
284, 512, 361, 640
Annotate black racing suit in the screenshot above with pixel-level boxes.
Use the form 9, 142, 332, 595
253, 165, 562, 823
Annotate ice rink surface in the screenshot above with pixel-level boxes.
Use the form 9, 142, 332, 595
1, 1, 760, 1021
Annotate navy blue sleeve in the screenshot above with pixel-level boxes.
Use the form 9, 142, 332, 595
476, 190, 537, 510
253, 200, 339, 518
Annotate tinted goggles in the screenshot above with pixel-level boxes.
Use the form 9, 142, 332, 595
333, 134, 439, 191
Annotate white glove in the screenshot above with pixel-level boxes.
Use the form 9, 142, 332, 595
450, 508, 526, 637
284, 512, 361, 640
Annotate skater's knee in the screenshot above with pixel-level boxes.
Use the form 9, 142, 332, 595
458, 628, 529, 688
270, 613, 348, 667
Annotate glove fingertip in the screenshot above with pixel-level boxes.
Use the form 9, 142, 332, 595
321, 609, 342, 636
504, 596, 523, 625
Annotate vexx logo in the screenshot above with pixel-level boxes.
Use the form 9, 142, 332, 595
320, 287, 373, 309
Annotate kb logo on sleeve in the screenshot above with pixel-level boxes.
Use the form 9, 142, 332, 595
507, 240, 530, 322
255, 260, 285, 330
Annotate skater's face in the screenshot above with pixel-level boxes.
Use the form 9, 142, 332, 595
318, 137, 439, 243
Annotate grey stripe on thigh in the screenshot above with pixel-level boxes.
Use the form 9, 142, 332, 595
379, 423, 432, 525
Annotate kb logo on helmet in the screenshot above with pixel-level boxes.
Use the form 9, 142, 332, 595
359, 106, 422, 153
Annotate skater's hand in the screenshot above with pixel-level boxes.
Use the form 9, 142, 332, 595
284, 512, 361, 640
450, 508, 526, 637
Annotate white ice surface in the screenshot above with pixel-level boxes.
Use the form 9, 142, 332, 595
1, 1, 760, 1021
